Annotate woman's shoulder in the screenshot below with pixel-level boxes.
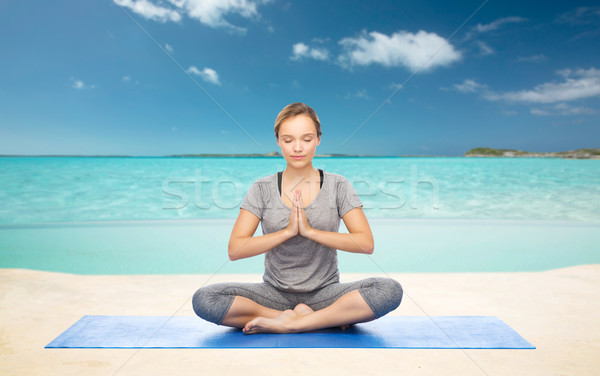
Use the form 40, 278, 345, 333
323, 170, 351, 184
249, 172, 277, 183
243, 173, 276, 201
247, 173, 277, 190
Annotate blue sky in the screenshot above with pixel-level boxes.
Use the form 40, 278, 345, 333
1, 0, 599, 156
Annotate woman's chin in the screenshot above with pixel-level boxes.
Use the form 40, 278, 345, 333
289, 159, 312, 165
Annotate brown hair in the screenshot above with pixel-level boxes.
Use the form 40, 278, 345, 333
274, 102, 322, 139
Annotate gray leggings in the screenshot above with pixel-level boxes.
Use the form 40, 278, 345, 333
192, 277, 403, 325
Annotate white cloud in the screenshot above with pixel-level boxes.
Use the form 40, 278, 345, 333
176, 0, 266, 33
123, 75, 139, 84
484, 68, 600, 103
515, 54, 547, 63
345, 89, 371, 100
291, 43, 329, 61
453, 79, 487, 93
113, 0, 270, 33
463, 17, 525, 60
555, 103, 597, 114
556, 68, 575, 78
531, 103, 597, 116
388, 82, 405, 90
473, 16, 527, 33
452, 69, 600, 117
113, 0, 182, 23
311, 37, 330, 44
475, 41, 494, 56
186, 66, 221, 85
71, 78, 94, 90
338, 30, 461, 72
165, 43, 173, 52
530, 108, 551, 116
464, 16, 527, 40
557, 6, 600, 25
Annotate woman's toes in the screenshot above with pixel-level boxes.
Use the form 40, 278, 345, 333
243, 310, 301, 334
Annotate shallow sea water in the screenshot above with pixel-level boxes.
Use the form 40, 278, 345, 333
1, 156, 599, 223
0, 157, 598, 273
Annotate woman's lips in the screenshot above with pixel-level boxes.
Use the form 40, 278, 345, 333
292, 155, 305, 160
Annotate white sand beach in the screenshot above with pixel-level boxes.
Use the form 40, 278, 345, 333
1, 266, 599, 376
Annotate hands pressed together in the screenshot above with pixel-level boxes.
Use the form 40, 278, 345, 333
286, 189, 313, 238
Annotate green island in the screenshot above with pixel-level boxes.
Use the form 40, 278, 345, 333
465, 147, 600, 159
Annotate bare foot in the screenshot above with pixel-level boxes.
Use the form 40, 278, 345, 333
243, 303, 356, 334
243, 309, 302, 334
293, 303, 314, 316
295, 304, 350, 330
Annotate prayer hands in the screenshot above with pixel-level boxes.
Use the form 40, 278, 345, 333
295, 189, 313, 236
286, 189, 313, 238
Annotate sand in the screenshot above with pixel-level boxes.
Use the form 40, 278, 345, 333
1, 265, 599, 376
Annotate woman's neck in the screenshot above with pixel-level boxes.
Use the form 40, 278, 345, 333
283, 165, 318, 182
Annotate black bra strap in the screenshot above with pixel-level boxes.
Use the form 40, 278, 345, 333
319, 168, 323, 188
278, 171, 282, 195
278, 169, 323, 195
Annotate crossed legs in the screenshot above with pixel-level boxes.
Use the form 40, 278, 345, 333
222, 289, 376, 334
192, 278, 402, 335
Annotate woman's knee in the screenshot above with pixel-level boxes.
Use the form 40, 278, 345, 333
381, 277, 403, 310
192, 284, 235, 325
191, 286, 212, 319
361, 277, 403, 317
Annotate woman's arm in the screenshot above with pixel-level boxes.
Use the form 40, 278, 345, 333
303, 207, 374, 254
228, 208, 295, 261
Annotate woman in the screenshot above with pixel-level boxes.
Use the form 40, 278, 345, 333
192, 102, 402, 334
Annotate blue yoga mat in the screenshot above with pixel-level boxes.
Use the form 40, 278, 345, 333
45, 315, 534, 349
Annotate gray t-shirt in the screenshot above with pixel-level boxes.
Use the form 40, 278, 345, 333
240, 170, 363, 292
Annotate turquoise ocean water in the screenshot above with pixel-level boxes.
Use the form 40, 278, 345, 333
1, 157, 599, 274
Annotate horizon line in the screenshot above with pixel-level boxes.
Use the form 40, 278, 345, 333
0, 154, 461, 158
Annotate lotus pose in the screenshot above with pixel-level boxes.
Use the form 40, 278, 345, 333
192, 102, 402, 334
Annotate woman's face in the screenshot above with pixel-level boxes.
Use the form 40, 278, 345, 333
276, 114, 321, 166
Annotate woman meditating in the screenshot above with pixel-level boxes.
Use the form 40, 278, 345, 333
192, 102, 403, 334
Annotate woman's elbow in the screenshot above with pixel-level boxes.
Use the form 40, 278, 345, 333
227, 240, 241, 261
353, 233, 374, 254
361, 239, 374, 254
365, 236, 374, 254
